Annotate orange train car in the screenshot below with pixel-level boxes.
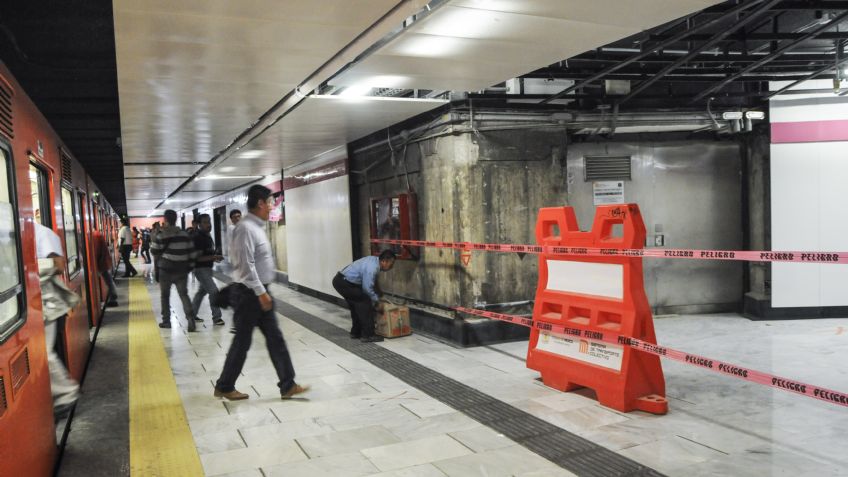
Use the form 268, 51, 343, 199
0, 61, 120, 476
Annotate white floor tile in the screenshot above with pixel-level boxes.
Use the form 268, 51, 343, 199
361, 434, 473, 472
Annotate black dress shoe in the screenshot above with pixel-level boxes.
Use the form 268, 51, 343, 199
158, 322, 171, 329
106, 301, 119, 307
349, 333, 361, 339
360, 335, 384, 343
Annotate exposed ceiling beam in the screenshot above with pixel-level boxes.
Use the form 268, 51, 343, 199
540, 0, 769, 104
619, 0, 782, 106
691, 9, 848, 103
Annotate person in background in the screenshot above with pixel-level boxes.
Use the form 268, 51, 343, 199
332, 250, 396, 342
150, 210, 198, 331
131, 226, 140, 258
192, 214, 225, 326
140, 227, 151, 264
187, 218, 198, 238
226, 209, 241, 254
92, 230, 118, 307
34, 221, 80, 416
118, 217, 137, 278
214, 185, 308, 401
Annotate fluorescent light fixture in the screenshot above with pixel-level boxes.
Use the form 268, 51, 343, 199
339, 84, 373, 97
745, 111, 765, 120
219, 166, 236, 173
395, 35, 466, 58
198, 175, 262, 180
722, 111, 743, 120
417, 7, 504, 39
238, 150, 265, 159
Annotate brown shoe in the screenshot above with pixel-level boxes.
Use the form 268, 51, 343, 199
281, 384, 310, 399
214, 388, 249, 400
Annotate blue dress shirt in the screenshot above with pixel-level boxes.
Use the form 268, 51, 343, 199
341, 256, 380, 302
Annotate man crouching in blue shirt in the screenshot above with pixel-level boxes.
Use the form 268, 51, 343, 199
333, 250, 396, 342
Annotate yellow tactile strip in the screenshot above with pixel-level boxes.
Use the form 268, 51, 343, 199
129, 278, 204, 476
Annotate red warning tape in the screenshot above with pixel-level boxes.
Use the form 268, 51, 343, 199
372, 239, 848, 264
455, 306, 848, 408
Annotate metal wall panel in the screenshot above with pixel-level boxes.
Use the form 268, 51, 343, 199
566, 141, 743, 313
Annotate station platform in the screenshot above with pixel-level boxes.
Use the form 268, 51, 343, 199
57, 260, 847, 477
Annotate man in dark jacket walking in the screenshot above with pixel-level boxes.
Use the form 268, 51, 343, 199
151, 210, 198, 331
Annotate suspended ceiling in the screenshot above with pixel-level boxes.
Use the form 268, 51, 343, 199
114, 0, 723, 216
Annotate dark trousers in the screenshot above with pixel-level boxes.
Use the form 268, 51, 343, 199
332, 273, 375, 338
141, 246, 151, 263
215, 287, 296, 394
119, 245, 136, 276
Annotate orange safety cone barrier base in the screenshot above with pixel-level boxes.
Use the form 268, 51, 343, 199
526, 204, 668, 415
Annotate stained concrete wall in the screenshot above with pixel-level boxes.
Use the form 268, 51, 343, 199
352, 125, 749, 315
351, 128, 569, 311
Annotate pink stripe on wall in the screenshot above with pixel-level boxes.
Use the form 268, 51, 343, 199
772, 119, 848, 143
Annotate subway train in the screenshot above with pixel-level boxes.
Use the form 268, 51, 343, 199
0, 62, 121, 476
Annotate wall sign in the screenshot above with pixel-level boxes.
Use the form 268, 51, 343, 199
593, 181, 624, 205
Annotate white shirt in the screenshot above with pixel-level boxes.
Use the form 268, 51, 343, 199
118, 225, 133, 246
34, 222, 63, 258
229, 212, 275, 296
225, 224, 236, 256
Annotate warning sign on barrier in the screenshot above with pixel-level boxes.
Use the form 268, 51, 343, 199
536, 331, 624, 371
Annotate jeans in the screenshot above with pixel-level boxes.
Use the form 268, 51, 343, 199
159, 269, 196, 328
332, 273, 375, 338
215, 287, 296, 394
141, 247, 151, 263
44, 318, 79, 408
101, 270, 118, 301
119, 245, 136, 276
192, 267, 222, 320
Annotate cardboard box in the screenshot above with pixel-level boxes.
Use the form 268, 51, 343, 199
376, 304, 412, 338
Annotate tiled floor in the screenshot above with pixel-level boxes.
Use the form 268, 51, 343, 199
150, 272, 848, 477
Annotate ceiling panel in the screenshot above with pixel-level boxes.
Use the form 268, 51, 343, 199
125, 177, 189, 198
329, 1, 724, 92
113, 0, 403, 215
210, 96, 447, 177
124, 163, 206, 177
180, 177, 263, 193
451, 0, 718, 27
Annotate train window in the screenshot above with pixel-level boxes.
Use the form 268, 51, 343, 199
60, 186, 80, 276
29, 163, 51, 228
0, 145, 25, 341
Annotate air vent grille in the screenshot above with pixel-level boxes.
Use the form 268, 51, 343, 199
61, 151, 73, 185
10, 348, 30, 395
0, 376, 7, 417
584, 156, 631, 182
0, 78, 12, 140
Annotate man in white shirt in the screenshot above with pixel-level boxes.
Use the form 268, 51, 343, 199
214, 185, 308, 401
225, 208, 241, 252
117, 217, 137, 277
34, 221, 80, 414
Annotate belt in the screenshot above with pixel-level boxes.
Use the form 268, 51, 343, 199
336, 272, 359, 287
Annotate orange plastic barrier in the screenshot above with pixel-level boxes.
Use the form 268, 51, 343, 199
526, 204, 667, 414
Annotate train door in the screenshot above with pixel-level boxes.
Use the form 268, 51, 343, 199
75, 193, 95, 327
0, 136, 57, 477
213, 206, 226, 254
28, 163, 52, 228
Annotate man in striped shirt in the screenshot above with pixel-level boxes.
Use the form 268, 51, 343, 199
151, 209, 199, 331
